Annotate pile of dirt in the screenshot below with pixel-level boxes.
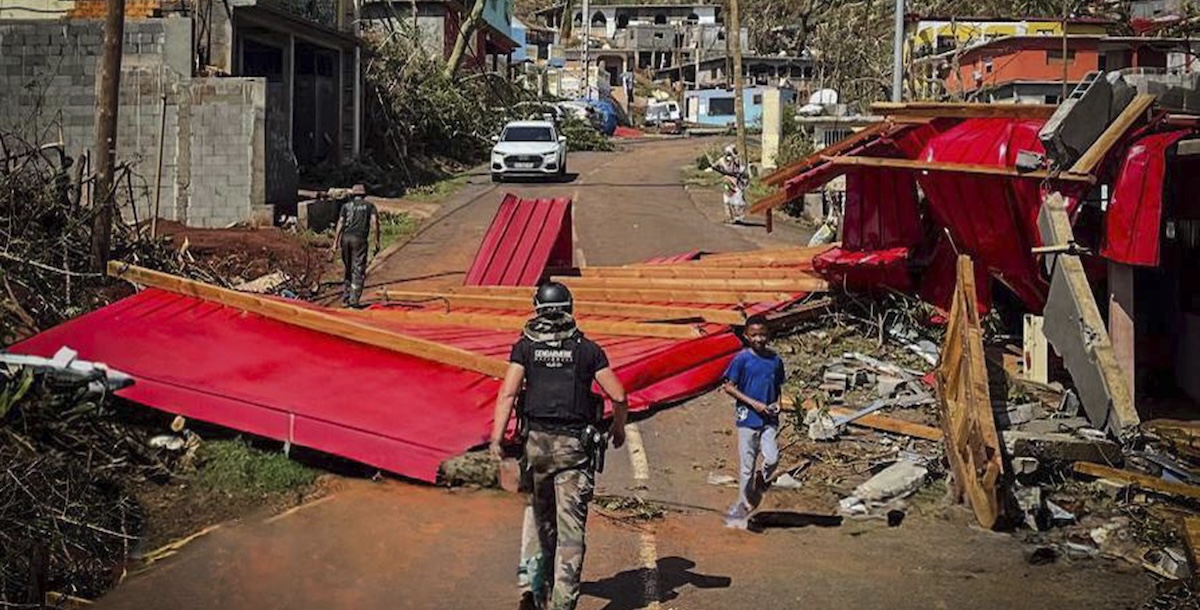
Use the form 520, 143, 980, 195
156, 221, 332, 296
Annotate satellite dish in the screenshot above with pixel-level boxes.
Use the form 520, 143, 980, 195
808, 88, 838, 105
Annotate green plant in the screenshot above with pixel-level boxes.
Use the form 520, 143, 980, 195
196, 439, 316, 495
378, 211, 419, 252
560, 115, 613, 152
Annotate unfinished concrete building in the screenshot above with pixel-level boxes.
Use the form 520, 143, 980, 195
0, 0, 364, 228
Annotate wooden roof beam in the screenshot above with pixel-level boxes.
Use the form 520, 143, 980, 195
579, 266, 820, 280
1069, 94, 1158, 175
108, 262, 509, 378
448, 285, 797, 305
761, 122, 890, 187
870, 102, 1058, 119
551, 276, 830, 294
348, 309, 705, 340
826, 155, 1095, 183
371, 290, 748, 324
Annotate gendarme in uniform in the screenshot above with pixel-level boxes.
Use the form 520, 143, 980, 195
490, 282, 627, 610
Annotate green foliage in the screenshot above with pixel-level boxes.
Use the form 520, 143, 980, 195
197, 439, 316, 495
560, 115, 613, 152
776, 111, 816, 168
378, 211, 420, 252
0, 367, 34, 419
362, 21, 542, 180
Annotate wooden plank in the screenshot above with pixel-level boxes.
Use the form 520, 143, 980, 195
1073, 462, 1200, 501
749, 189, 791, 215
698, 244, 835, 262
935, 255, 1005, 529
1070, 94, 1158, 175
761, 122, 889, 186
373, 289, 748, 324
790, 397, 943, 441
827, 155, 1095, 183
348, 308, 704, 339
448, 285, 796, 305
579, 265, 821, 280
762, 297, 835, 330
871, 102, 1058, 119
552, 276, 830, 293
830, 407, 944, 441
1183, 516, 1200, 580
107, 263, 510, 378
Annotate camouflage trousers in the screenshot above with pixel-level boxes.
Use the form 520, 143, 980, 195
525, 429, 595, 610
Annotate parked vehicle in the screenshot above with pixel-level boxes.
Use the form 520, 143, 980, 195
490, 120, 569, 182
644, 100, 681, 126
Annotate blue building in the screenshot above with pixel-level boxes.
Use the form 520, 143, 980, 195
682, 86, 797, 127
511, 16, 556, 64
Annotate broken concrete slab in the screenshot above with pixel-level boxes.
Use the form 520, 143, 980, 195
1038, 193, 1140, 440
1002, 430, 1123, 464
1039, 71, 1124, 169
853, 460, 928, 503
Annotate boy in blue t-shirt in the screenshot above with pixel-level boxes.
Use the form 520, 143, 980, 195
722, 314, 785, 529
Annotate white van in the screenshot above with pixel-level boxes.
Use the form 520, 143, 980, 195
644, 100, 681, 126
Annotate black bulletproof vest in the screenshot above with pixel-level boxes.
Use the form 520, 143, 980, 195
523, 337, 599, 427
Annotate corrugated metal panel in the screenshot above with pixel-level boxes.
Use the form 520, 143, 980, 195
464, 194, 573, 286
1102, 130, 1191, 266
10, 289, 748, 483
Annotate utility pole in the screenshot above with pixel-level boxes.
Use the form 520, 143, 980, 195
581, 0, 590, 98
91, 0, 126, 271
891, 0, 904, 102
728, 0, 746, 159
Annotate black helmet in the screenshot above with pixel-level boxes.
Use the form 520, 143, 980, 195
534, 282, 573, 314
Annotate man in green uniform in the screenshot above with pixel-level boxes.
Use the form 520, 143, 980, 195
490, 282, 628, 610
329, 184, 380, 308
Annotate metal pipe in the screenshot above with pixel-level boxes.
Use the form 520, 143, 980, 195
581, 0, 589, 97
891, 0, 904, 102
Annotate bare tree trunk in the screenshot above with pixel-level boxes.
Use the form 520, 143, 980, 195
91, 0, 126, 271
728, 0, 747, 160
558, 0, 573, 47
444, 0, 488, 78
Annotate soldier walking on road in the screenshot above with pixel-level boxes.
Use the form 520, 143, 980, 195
330, 184, 380, 308
490, 282, 628, 610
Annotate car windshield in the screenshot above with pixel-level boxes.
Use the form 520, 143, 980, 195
503, 126, 554, 142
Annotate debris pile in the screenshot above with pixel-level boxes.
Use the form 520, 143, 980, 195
0, 349, 160, 603
751, 257, 1200, 602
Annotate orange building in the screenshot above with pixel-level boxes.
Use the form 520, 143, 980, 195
943, 35, 1103, 103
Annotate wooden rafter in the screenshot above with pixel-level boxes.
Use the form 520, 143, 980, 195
107, 263, 509, 378
347, 309, 704, 339
372, 289, 748, 324
448, 285, 796, 305
1069, 94, 1158, 175
871, 102, 1058, 119
826, 155, 1095, 183
761, 122, 890, 187
551, 276, 829, 293
580, 265, 820, 280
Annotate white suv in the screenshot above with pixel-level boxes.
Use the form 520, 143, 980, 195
491, 120, 568, 182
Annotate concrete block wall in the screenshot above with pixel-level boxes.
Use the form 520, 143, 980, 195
185, 77, 266, 227
0, 17, 274, 228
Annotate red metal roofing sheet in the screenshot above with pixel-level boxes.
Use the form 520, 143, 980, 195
464, 194, 573, 286
1102, 130, 1192, 266
11, 289, 745, 482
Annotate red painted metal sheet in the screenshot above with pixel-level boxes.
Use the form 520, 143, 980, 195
842, 167, 922, 251
11, 289, 749, 482
813, 246, 912, 293
908, 119, 1053, 309
465, 194, 573, 286
1102, 130, 1191, 266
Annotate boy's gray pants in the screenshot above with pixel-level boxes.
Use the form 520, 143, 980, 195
731, 425, 779, 515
